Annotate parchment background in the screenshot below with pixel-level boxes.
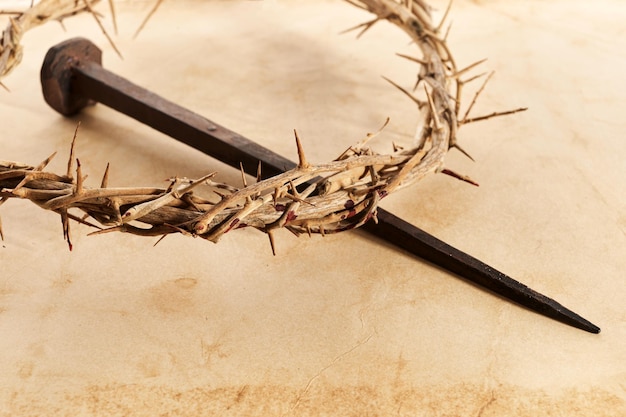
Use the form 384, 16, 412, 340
0, 0, 624, 415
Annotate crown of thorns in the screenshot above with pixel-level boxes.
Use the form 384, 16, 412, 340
0, 0, 524, 252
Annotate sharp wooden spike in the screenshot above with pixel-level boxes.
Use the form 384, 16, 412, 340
423, 85, 442, 131
35, 151, 57, 171
133, 0, 164, 39
267, 230, 277, 256
82, 0, 123, 59
66, 212, 101, 229
461, 107, 528, 125
67, 122, 80, 179
396, 52, 427, 66
450, 142, 475, 162
100, 162, 110, 188
178, 172, 216, 195
75, 159, 83, 194
294, 130, 310, 169
441, 168, 479, 186
213, 190, 229, 200
107, 0, 118, 34
450, 58, 487, 79
461, 71, 487, 86
435, 0, 454, 33
288, 180, 301, 199
461, 71, 494, 122
60, 209, 72, 251
153, 234, 168, 247
239, 162, 248, 187
340, 17, 381, 39
382, 76, 425, 108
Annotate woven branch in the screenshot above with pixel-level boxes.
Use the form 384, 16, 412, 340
0, 0, 525, 251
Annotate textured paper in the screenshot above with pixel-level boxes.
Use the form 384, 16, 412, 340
0, 1, 624, 415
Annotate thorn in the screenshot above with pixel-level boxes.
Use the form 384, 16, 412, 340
286, 226, 301, 238
75, 159, 84, 195
294, 130, 309, 169
0, 214, 4, 241
165, 176, 178, 193
67, 122, 80, 179
100, 163, 110, 188
66, 212, 101, 229
272, 187, 281, 205
461, 107, 528, 125
423, 85, 442, 131
461, 71, 487, 85
461, 71, 494, 122
413, 74, 424, 92
288, 180, 301, 199
213, 190, 229, 200
435, 0, 454, 33
239, 162, 248, 187
368, 165, 380, 184
60, 209, 72, 251
0, 81, 10, 92
382, 76, 425, 108
340, 17, 381, 39
396, 52, 427, 66
35, 151, 57, 171
256, 161, 262, 183
450, 58, 487, 79
181, 194, 202, 212
107, 0, 118, 35
82, 0, 123, 59
441, 168, 479, 186
134, 0, 164, 39
267, 230, 277, 256
153, 234, 168, 247
450, 142, 475, 162
177, 172, 216, 196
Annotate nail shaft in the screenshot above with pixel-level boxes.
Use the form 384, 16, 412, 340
40, 38, 600, 333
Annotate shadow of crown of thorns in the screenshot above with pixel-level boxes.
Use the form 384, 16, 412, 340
0, 0, 525, 253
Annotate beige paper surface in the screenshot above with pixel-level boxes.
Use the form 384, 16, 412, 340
1, 1, 625, 415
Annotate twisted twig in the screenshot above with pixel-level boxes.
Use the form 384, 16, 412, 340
0, 0, 525, 251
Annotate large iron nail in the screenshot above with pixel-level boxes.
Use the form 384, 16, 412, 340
40, 37, 600, 334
